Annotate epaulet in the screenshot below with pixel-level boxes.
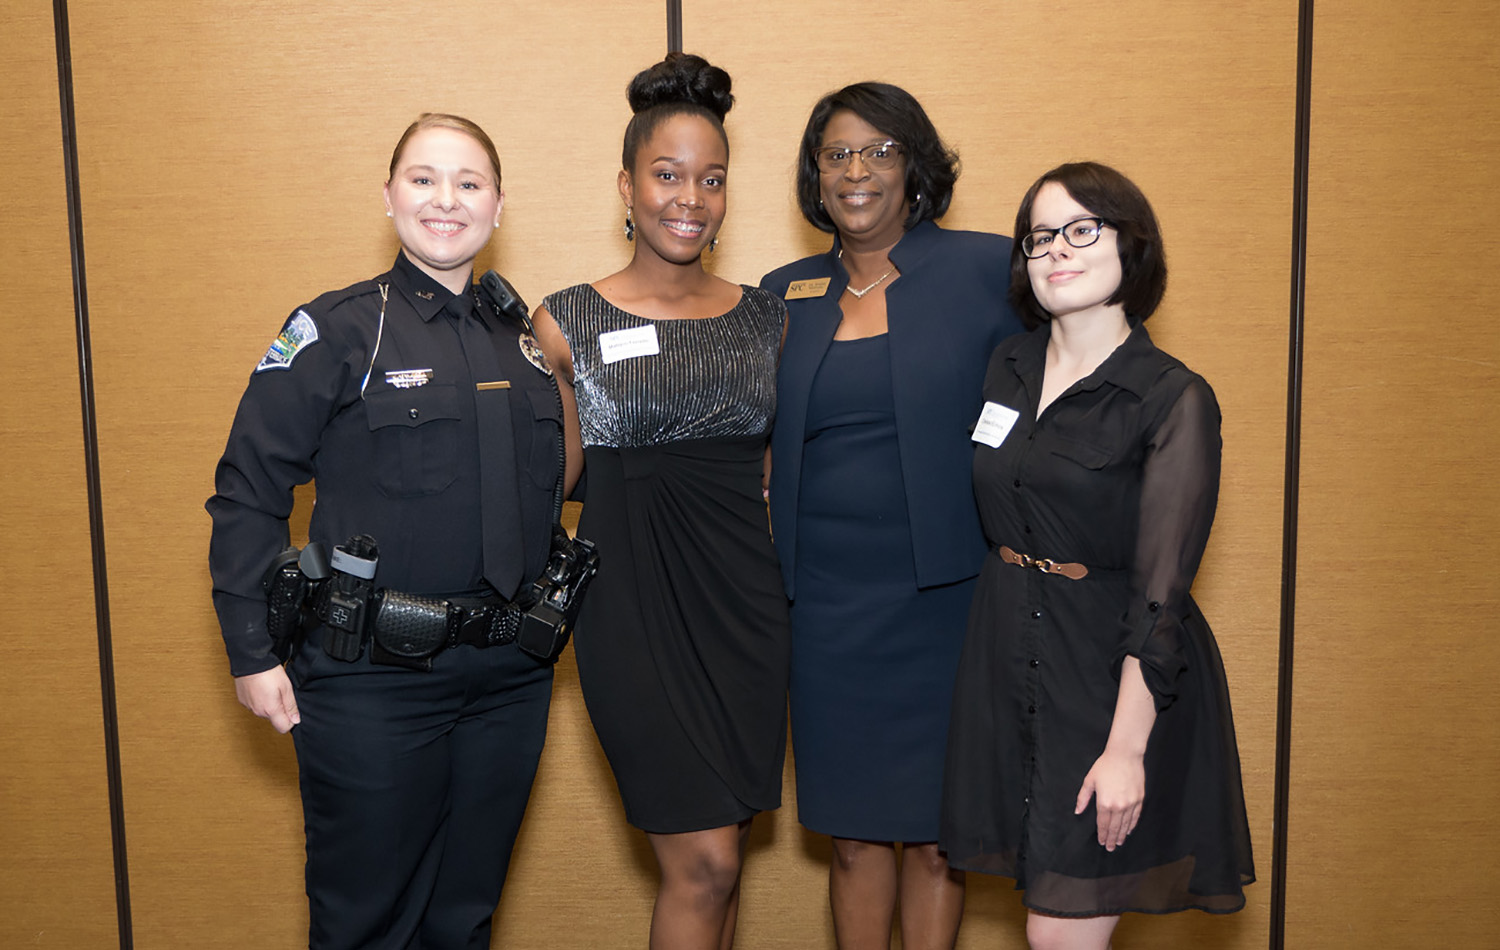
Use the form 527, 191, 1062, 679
253, 279, 382, 374
301, 278, 383, 319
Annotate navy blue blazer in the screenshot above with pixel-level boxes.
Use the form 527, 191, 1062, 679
762, 220, 1026, 599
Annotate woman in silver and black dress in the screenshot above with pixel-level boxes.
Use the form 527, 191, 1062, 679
533, 53, 789, 950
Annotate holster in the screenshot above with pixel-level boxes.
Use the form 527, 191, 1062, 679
262, 547, 307, 663
515, 525, 600, 663
369, 591, 523, 672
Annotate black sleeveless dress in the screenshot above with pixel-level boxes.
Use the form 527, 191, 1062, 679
545, 283, 790, 833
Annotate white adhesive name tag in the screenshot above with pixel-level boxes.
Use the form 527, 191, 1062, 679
972, 401, 1020, 448
598, 324, 661, 364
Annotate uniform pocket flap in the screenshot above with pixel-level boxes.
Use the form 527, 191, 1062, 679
526, 386, 563, 424
364, 383, 461, 430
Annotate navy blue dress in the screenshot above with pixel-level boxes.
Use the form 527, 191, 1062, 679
790, 334, 975, 841
764, 222, 1024, 843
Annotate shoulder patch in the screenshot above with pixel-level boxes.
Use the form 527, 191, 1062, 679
255, 310, 320, 372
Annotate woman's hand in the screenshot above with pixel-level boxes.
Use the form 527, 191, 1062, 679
1075, 747, 1145, 851
1075, 655, 1156, 851
234, 666, 300, 734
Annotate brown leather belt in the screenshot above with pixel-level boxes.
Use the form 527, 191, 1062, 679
997, 545, 1089, 580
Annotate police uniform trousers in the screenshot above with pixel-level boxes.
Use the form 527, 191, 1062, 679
289, 624, 553, 950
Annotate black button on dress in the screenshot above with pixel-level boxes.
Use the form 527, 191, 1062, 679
941, 325, 1255, 916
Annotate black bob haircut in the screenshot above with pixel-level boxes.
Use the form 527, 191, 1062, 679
794, 82, 959, 234
1009, 161, 1168, 328
621, 52, 733, 171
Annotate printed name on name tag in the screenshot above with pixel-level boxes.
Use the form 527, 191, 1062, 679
599, 324, 661, 364
785, 277, 832, 300
972, 401, 1020, 448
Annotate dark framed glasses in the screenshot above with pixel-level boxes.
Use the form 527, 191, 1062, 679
1021, 217, 1113, 258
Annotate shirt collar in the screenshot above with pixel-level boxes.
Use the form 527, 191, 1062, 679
391, 251, 467, 324
1094, 323, 1160, 398
1007, 322, 1159, 399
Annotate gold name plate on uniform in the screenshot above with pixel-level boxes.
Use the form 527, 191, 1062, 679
476, 380, 512, 391
785, 278, 831, 300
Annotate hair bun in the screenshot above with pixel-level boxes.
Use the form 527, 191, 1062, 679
626, 52, 733, 122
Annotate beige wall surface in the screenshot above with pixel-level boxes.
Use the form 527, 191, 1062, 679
0, 4, 121, 947
1288, 0, 1500, 946
8, 0, 1498, 946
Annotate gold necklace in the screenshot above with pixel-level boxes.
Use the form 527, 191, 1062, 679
839, 249, 896, 299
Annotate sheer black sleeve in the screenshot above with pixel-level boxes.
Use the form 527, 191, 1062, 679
1115, 373, 1222, 709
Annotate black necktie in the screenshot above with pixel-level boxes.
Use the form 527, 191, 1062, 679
453, 295, 524, 596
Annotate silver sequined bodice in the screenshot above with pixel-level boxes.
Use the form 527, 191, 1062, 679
545, 284, 786, 448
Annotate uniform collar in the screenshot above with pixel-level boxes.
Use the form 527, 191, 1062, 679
1008, 322, 1159, 399
391, 251, 471, 324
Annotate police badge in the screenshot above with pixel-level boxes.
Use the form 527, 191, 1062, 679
519, 334, 552, 375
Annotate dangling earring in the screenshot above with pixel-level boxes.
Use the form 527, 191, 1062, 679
624, 208, 635, 242
708, 236, 719, 253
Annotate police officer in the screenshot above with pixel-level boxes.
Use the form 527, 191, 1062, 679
207, 113, 580, 950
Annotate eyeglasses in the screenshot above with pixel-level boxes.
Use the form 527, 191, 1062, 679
814, 142, 903, 173
1020, 217, 1113, 258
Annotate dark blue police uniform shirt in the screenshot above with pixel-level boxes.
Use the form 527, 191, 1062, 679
207, 252, 560, 676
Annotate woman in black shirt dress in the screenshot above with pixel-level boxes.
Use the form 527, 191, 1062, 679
941, 162, 1253, 950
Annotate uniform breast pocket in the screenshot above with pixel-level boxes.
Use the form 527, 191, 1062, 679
525, 387, 563, 491
364, 384, 462, 497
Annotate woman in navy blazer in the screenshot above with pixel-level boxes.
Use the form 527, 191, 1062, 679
761, 83, 1023, 949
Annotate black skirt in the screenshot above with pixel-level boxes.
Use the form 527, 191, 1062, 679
573, 436, 790, 833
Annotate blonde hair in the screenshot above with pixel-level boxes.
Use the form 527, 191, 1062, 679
387, 113, 502, 192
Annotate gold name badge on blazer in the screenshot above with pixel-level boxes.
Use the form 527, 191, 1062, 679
785, 278, 832, 300
476, 380, 512, 391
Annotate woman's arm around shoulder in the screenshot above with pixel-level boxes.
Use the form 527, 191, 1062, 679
532, 303, 583, 498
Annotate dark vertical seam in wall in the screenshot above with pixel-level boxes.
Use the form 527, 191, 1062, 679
666, 0, 682, 52
1271, 0, 1314, 946
52, 1, 133, 947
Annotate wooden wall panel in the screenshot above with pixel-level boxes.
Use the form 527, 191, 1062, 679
1289, 1, 1500, 945
65, 1, 662, 945
0, 3, 119, 946
697, 2, 1292, 947
15, 0, 1499, 946
17, 0, 1340, 946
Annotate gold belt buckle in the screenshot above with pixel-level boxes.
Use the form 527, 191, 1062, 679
1033, 557, 1057, 573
